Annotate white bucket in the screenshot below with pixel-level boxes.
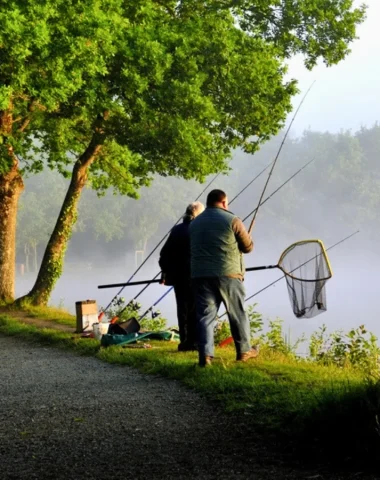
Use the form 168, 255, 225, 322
93, 322, 110, 340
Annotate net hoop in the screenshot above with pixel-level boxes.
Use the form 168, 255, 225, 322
277, 239, 333, 282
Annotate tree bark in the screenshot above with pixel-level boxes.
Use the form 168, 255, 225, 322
0, 167, 24, 301
0, 107, 24, 302
19, 134, 104, 306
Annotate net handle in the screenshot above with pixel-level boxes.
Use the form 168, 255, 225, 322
245, 239, 332, 281
246, 265, 278, 272
98, 241, 332, 288
245, 264, 331, 282
98, 279, 161, 289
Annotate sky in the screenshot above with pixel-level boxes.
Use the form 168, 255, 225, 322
285, 0, 379, 134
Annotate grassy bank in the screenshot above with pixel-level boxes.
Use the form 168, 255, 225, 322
2, 303, 77, 326
0, 310, 379, 471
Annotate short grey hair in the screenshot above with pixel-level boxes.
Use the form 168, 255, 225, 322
183, 201, 205, 222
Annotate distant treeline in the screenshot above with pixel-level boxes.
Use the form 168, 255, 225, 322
18, 124, 380, 271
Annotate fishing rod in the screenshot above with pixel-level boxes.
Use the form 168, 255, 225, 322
98, 157, 314, 290
101, 84, 315, 321
229, 160, 273, 203
102, 160, 274, 322
241, 157, 314, 223
100, 159, 272, 318
248, 81, 315, 234
140, 83, 315, 321
98, 172, 221, 319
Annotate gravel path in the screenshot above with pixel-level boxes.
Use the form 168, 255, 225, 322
0, 335, 375, 480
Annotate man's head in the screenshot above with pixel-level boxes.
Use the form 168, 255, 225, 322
206, 189, 228, 210
183, 201, 205, 223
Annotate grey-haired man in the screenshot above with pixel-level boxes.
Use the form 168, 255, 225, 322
189, 189, 258, 366
159, 201, 205, 351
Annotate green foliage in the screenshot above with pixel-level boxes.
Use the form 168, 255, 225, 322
139, 316, 167, 332
230, 0, 366, 69
214, 318, 232, 345
0, 314, 98, 355
246, 304, 264, 338
23, 306, 75, 327
101, 296, 139, 322
261, 318, 305, 357
215, 305, 303, 357
1, 0, 367, 304
0, 0, 126, 171
309, 324, 380, 376
214, 304, 263, 344
17, 170, 68, 269
101, 296, 167, 332
214, 305, 380, 377
17, 122, 380, 265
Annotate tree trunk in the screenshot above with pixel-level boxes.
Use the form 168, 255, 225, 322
19, 137, 104, 306
0, 168, 24, 301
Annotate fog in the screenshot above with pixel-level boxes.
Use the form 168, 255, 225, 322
14, 0, 380, 350
15, 226, 376, 354
15, 140, 379, 353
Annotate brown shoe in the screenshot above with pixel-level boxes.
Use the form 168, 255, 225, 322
199, 355, 212, 367
236, 347, 259, 362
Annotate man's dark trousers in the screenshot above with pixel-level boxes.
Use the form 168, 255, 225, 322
193, 276, 251, 358
174, 280, 197, 351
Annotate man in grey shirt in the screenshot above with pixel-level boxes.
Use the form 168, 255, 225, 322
189, 189, 259, 367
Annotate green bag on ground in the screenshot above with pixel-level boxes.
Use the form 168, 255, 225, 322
100, 331, 179, 348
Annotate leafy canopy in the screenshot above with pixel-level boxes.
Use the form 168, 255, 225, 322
0, 0, 366, 192
0, 0, 128, 173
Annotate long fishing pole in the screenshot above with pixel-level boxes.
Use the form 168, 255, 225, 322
229, 160, 273, 203
217, 230, 360, 324
105, 84, 315, 321
248, 81, 315, 234
98, 172, 221, 319
106, 160, 274, 320
98, 158, 314, 291
242, 157, 314, 223
136, 83, 315, 323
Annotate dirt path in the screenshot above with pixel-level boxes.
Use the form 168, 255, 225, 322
0, 307, 75, 332
0, 334, 376, 480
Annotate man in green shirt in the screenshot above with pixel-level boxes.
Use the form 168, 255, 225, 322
189, 189, 259, 367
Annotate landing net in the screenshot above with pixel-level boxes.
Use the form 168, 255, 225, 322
278, 240, 332, 319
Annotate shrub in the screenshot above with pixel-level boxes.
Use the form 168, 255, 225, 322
309, 324, 380, 376
101, 296, 167, 332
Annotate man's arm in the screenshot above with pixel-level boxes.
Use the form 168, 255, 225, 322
232, 217, 253, 253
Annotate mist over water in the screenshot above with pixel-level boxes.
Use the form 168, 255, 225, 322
15, 241, 377, 355
15, 120, 380, 351
15, 175, 378, 354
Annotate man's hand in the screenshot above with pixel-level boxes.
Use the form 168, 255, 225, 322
159, 273, 166, 285
232, 217, 254, 253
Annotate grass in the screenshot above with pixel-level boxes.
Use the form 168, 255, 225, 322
21, 304, 76, 326
1, 310, 380, 471
0, 314, 97, 354
0, 301, 76, 327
